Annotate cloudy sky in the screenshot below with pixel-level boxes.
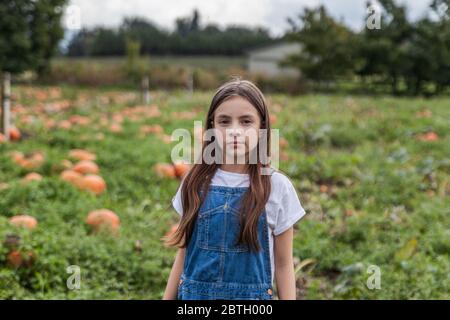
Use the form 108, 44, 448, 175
65, 0, 433, 36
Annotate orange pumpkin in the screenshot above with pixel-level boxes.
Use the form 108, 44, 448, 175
173, 161, 191, 179
79, 175, 107, 195
269, 114, 277, 125
280, 151, 289, 161
9, 127, 21, 141
159, 134, 172, 144
416, 132, 439, 142
10, 151, 24, 163
112, 114, 124, 123
69, 115, 91, 126
86, 209, 120, 233
154, 163, 176, 179
140, 124, 164, 135
10, 215, 38, 230
7, 250, 23, 268
416, 110, 432, 118
164, 223, 179, 239
109, 123, 123, 133
13, 151, 45, 169
279, 137, 289, 149
69, 149, 96, 161
44, 119, 56, 129
73, 160, 99, 175
22, 172, 43, 183
6, 250, 36, 268
0, 133, 5, 143
60, 170, 83, 184
29, 152, 45, 166
95, 133, 105, 141
58, 120, 72, 130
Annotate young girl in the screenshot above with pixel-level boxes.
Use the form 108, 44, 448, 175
163, 78, 306, 300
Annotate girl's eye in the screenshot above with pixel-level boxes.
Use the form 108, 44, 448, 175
242, 120, 252, 125
218, 120, 229, 125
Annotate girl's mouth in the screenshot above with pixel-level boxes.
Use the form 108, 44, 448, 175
228, 142, 243, 146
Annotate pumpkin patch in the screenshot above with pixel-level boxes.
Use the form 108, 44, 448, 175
0, 84, 447, 300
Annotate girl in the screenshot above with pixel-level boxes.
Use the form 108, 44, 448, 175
163, 78, 306, 300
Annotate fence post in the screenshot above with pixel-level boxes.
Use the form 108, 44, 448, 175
1, 72, 11, 140
141, 75, 150, 104
187, 69, 194, 96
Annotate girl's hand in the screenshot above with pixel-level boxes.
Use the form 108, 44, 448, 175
274, 227, 297, 300
162, 248, 185, 300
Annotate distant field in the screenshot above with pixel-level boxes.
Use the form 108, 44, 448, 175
0, 85, 448, 299
44, 56, 252, 90
54, 55, 247, 70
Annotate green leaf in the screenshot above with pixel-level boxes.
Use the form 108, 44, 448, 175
395, 238, 418, 261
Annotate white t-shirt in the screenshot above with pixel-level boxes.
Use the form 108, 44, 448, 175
171, 167, 306, 285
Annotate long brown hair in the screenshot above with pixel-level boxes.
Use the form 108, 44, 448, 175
163, 78, 272, 252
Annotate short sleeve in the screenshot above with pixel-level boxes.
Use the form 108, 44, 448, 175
273, 179, 306, 236
171, 182, 183, 216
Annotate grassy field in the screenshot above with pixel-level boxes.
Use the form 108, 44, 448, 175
53, 55, 247, 71
0, 85, 449, 299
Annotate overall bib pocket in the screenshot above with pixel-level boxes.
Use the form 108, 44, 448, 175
197, 204, 249, 253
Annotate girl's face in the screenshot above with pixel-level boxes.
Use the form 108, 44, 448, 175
213, 96, 261, 162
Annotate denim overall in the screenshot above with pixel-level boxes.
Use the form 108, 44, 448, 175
177, 185, 273, 300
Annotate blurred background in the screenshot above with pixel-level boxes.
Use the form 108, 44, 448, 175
0, 0, 448, 299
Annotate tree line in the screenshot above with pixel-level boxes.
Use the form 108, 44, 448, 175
66, 9, 276, 56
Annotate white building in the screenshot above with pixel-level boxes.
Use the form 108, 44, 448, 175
247, 42, 301, 78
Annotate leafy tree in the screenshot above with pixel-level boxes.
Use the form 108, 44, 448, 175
121, 17, 168, 54
0, 0, 67, 138
284, 5, 356, 86
357, 0, 449, 95
428, 0, 450, 93
90, 28, 124, 56
357, 0, 413, 94
175, 9, 201, 37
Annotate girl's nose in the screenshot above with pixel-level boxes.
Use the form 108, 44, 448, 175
228, 127, 243, 138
